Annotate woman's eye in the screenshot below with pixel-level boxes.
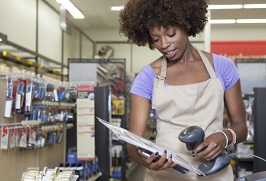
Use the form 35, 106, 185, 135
168, 33, 176, 37
152, 39, 159, 43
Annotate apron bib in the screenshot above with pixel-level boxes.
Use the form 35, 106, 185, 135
144, 50, 234, 181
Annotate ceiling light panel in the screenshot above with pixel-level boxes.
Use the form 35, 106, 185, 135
56, 0, 84, 19
243, 4, 266, 9
111, 6, 124, 11
210, 19, 236, 24
236, 19, 266, 24
208, 4, 243, 10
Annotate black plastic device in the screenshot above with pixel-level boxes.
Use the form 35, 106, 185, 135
178, 126, 230, 176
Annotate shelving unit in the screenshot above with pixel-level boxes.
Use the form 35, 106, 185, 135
233, 58, 266, 178
253, 88, 266, 172
69, 58, 128, 181
88, 172, 102, 181
0, 38, 68, 80
232, 93, 255, 178
0, 74, 76, 180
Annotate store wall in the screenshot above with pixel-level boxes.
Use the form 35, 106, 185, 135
212, 24, 266, 41
64, 28, 80, 65
88, 28, 204, 75
88, 24, 266, 74
0, 0, 36, 50
0, 0, 93, 66
38, 0, 62, 62
95, 43, 131, 72
88, 28, 127, 42
89, 29, 169, 75
81, 34, 94, 59
131, 45, 161, 74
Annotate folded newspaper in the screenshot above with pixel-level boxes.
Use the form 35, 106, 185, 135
96, 117, 205, 176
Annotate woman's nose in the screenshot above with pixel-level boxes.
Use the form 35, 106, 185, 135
161, 37, 170, 49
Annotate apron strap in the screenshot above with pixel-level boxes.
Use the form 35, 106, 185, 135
156, 57, 167, 87
197, 50, 216, 79
156, 50, 215, 87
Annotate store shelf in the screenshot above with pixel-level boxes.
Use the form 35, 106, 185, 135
0, 39, 68, 79
110, 178, 122, 181
66, 123, 74, 129
33, 100, 76, 108
112, 139, 125, 146
88, 172, 102, 181
21, 120, 65, 125
236, 157, 254, 162
242, 140, 255, 145
112, 114, 125, 118
0, 50, 38, 68
58, 166, 83, 171
21, 120, 42, 126
20, 120, 73, 127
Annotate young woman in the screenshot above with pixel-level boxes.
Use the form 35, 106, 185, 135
119, 0, 247, 180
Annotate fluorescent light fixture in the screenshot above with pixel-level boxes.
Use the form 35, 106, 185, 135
243, 4, 266, 9
111, 6, 124, 11
210, 18, 266, 24
111, 3, 266, 12
0, 38, 2, 42
208, 4, 243, 10
236, 19, 266, 24
210, 19, 236, 24
56, 0, 84, 19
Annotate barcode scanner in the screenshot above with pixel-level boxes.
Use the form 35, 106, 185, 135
178, 126, 231, 176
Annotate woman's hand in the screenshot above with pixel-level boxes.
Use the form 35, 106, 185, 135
138, 150, 176, 170
193, 132, 227, 161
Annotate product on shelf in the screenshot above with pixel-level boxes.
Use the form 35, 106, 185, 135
4, 77, 13, 118
112, 95, 125, 116
111, 145, 123, 180
0, 73, 77, 150
21, 167, 79, 181
76, 83, 96, 160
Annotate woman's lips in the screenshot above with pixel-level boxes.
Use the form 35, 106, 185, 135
165, 49, 177, 59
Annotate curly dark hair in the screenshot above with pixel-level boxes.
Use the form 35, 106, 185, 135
119, 0, 208, 47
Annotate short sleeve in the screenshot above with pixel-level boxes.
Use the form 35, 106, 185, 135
213, 54, 240, 91
130, 65, 155, 100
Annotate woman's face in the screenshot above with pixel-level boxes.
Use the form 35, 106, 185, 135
149, 26, 188, 62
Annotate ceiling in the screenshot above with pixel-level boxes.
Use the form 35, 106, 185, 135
46, 0, 266, 31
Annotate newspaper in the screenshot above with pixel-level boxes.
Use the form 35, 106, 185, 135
96, 117, 205, 176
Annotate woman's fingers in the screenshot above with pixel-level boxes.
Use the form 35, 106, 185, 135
146, 153, 160, 165
161, 154, 175, 169
149, 154, 167, 170
205, 146, 222, 161
139, 150, 175, 170
194, 142, 208, 154
195, 142, 218, 159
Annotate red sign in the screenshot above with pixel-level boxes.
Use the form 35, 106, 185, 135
211, 41, 266, 57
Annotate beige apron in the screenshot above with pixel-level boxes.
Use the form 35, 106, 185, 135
144, 50, 234, 181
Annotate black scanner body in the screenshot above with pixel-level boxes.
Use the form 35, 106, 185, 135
179, 126, 231, 176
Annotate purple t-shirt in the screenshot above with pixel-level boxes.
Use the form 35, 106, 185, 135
130, 54, 240, 100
